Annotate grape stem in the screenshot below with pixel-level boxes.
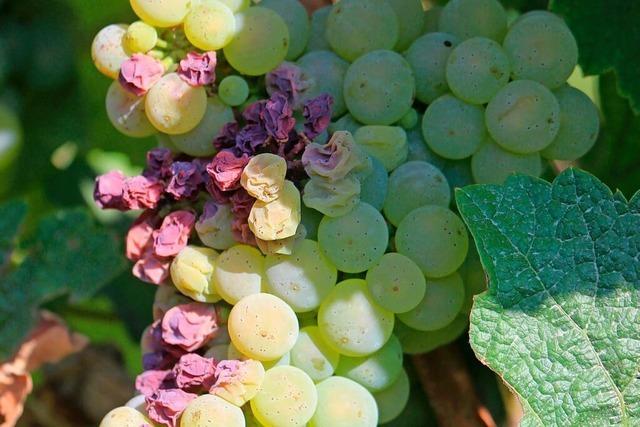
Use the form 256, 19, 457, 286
411, 343, 496, 427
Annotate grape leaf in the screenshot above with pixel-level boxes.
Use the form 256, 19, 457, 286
0, 199, 27, 253
456, 169, 640, 426
0, 207, 126, 358
550, 0, 640, 113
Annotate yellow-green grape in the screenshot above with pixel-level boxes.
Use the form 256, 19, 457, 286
130, 0, 189, 27
223, 7, 289, 76
249, 180, 301, 241
386, 0, 425, 51
205, 343, 229, 361
344, 50, 415, 125
423, 5, 442, 34
184, 1, 236, 51
124, 394, 146, 412
398, 108, 419, 130
196, 0, 249, 13
405, 32, 459, 104
354, 126, 408, 172
0, 104, 22, 170
228, 293, 299, 361
373, 368, 410, 424
395, 205, 468, 278
145, 73, 208, 135
398, 273, 465, 331
123, 21, 157, 54
365, 252, 426, 313
264, 239, 338, 312
195, 203, 236, 251
421, 94, 485, 160
326, 0, 398, 62
227, 341, 290, 370
244, 404, 263, 427
541, 85, 600, 161
328, 114, 361, 135
439, 0, 507, 42
394, 314, 468, 354
503, 12, 578, 89
170, 95, 234, 156
317, 279, 394, 356
359, 156, 388, 211
213, 244, 264, 304
91, 24, 129, 79
256, 223, 307, 256
105, 81, 155, 138
250, 366, 318, 427
210, 359, 265, 406
241, 153, 287, 203
306, 6, 331, 52
446, 37, 511, 105
290, 326, 340, 381
180, 394, 245, 427
218, 75, 250, 107
459, 246, 486, 314
317, 203, 388, 273
471, 138, 542, 184
170, 245, 221, 303
303, 176, 361, 218
261, 0, 310, 61
310, 376, 378, 427
485, 80, 560, 154
334, 334, 403, 392
99, 407, 152, 427
156, 132, 180, 152
383, 161, 451, 227
297, 50, 349, 118
300, 205, 322, 241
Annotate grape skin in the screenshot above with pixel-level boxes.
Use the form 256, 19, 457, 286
386, 0, 425, 52
310, 376, 378, 427
91, 24, 129, 79
180, 395, 245, 427
130, 0, 190, 28
439, 0, 507, 42
105, 81, 156, 138
183, 1, 236, 51
99, 407, 152, 427
213, 244, 264, 305
261, 0, 310, 61
373, 368, 410, 424
291, 325, 340, 381
218, 75, 250, 107
298, 50, 349, 118
471, 138, 542, 184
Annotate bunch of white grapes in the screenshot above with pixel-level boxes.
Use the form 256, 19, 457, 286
93, 0, 599, 426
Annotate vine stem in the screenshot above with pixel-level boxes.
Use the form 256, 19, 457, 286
411, 343, 496, 427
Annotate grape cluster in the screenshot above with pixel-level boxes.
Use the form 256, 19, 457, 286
92, 0, 598, 426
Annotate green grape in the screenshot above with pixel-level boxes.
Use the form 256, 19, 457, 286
223, 7, 289, 76
344, 50, 415, 125
229, 293, 299, 361
398, 273, 465, 331
99, 407, 153, 427
105, 82, 156, 138
171, 245, 221, 303
446, 37, 510, 104
394, 314, 468, 354
459, 246, 486, 314
372, 368, 410, 424
262, 0, 310, 60
365, 252, 426, 313
504, 13, 578, 88
405, 126, 444, 166
227, 341, 290, 370
264, 239, 338, 313
386, 0, 425, 51
471, 138, 542, 184
250, 366, 318, 427
513, 10, 564, 27
212, 0, 250, 13
306, 6, 331, 52
398, 108, 418, 130
326, 0, 398, 62
329, 114, 361, 135
441, 159, 474, 193
213, 244, 264, 305
298, 50, 349, 118
317, 202, 388, 273
404, 33, 459, 104
145, 73, 208, 135
485, 80, 560, 153
156, 132, 180, 152
423, 6, 442, 34
422, 94, 485, 160
317, 279, 394, 356
303, 176, 361, 218
218, 75, 250, 107
169, 95, 233, 156
184, 1, 236, 51
195, 203, 236, 251
290, 325, 340, 381
359, 156, 388, 211
383, 161, 450, 226
541, 85, 600, 161
310, 376, 378, 427
0, 104, 22, 170
439, 0, 507, 42
180, 395, 245, 427
123, 21, 157, 54
130, 0, 190, 27
354, 126, 408, 172
334, 335, 403, 392
91, 24, 129, 79
395, 205, 468, 278
300, 204, 323, 240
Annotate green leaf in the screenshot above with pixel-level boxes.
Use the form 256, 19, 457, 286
456, 169, 640, 426
0, 207, 127, 358
550, 0, 640, 113
0, 199, 27, 252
